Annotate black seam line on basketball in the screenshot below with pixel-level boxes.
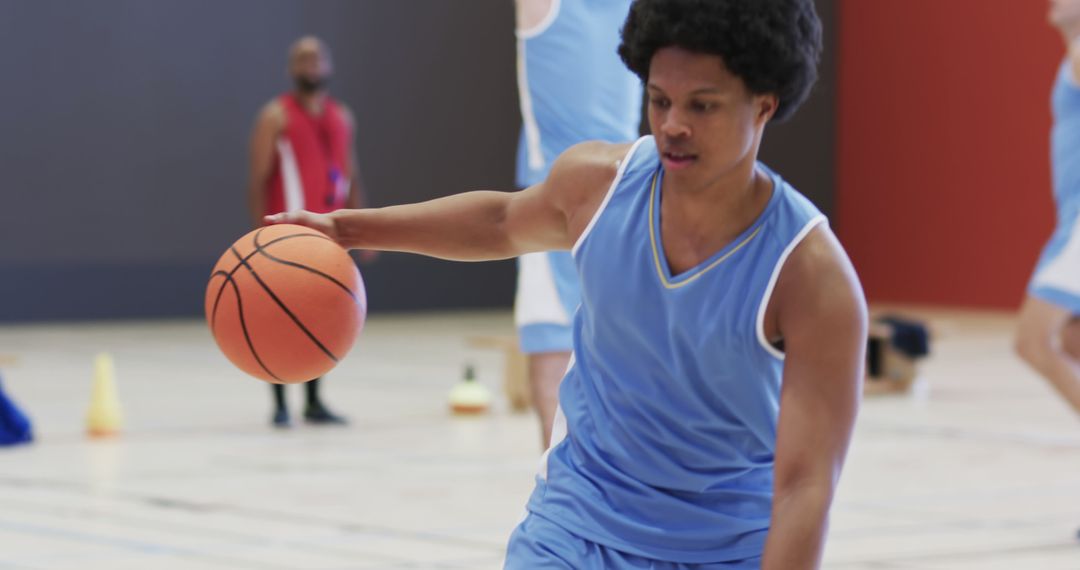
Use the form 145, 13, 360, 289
229, 246, 340, 363
210, 232, 335, 324
252, 228, 355, 297
222, 271, 282, 382
209, 271, 232, 330
223, 233, 334, 277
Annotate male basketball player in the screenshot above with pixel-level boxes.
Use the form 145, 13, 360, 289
248, 37, 366, 428
1017, 0, 1080, 419
513, 0, 641, 449
270, 1, 865, 567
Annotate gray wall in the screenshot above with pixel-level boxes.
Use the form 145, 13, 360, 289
0, 0, 834, 322
760, 0, 836, 216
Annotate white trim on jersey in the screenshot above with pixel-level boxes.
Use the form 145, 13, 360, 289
516, 38, 546, 172
537, 353, 573, 481
276, 138, 306, 213
755, 215, 829, 361
572, 136, 650, 256
515, 0, 562, 40
1034, 215, 1080, 296
515, 252, 573, 327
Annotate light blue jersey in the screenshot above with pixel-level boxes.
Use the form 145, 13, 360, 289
1030, 60, 1080, 311
1051, 60, 1080, 212
515, 0, 641, 188
514, 0, 642, 354
525, 137, 826, 563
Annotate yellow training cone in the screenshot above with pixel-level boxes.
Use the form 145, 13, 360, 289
449, 365, 491, 415
87, 353, 123, 437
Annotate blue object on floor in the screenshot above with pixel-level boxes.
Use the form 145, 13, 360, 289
0, 374, 33, 446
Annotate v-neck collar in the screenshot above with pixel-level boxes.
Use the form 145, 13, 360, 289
647, 166, 782, 289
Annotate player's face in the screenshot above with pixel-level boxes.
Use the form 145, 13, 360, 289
290, 40, 332, 91
646, 47, 776, 189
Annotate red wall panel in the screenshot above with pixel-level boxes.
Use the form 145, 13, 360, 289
837, 1, 1063, 308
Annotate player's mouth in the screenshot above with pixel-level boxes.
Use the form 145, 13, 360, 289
661, 151, 697, 170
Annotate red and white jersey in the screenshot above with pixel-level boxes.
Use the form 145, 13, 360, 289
265, 93, 352, 215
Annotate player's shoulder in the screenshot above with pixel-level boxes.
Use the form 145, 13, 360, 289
549, 140, 637, 191
783, 224, 849, 283
256, 98, 287, 129
543, 141, 640, 242
776, 223, 866, 322
562, 140, 636, 165
332, 99, 356, 128
543, 141, 640, 233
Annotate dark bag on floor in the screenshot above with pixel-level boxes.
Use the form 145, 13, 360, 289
877, 315, 930, 358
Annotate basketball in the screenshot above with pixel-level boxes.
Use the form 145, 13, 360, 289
205, 224, 366, 384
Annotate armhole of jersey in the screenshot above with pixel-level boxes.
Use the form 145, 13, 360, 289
755, 215, 828, 361
516, 0, 561, 39
571, 136, 649, 257
276, 138, 306, 213
271, 96, 289, 134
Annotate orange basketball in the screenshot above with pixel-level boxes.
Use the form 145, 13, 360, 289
205, 224, 366, 384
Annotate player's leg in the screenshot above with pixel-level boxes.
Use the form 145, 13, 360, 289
1018, 212, 1080, 415
304, 377, 348, 425
270, 384, 289, 428
528, 351, 570, 448
1015, 295, 1080, 414
1059, 315, 1080, 360
516, 251, 579, 449
1057, 315, 1080, 544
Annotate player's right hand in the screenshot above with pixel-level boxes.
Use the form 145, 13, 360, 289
264, 210, 340, 244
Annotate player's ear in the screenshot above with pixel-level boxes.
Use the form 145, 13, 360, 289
756, 93, 778, 124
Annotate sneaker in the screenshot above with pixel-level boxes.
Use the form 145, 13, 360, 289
271, 408, 291, 428
303, 404, 348, 426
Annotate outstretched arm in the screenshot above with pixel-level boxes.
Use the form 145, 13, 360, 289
328, 186, 567, 261
266, 142, 623, 261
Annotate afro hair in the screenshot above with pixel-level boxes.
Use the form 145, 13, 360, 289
618, 0, 823, 122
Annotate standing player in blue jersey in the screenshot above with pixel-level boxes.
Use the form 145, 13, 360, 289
270, 0, 866, 566
1017, 0, 1080, 542
1017, 0, 1080, 420
514, 0, 642, 449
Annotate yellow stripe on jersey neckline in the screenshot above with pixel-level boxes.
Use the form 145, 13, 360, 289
648, 170, 764, 290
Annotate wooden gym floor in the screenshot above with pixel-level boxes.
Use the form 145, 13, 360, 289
0, 308, 1077, 569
